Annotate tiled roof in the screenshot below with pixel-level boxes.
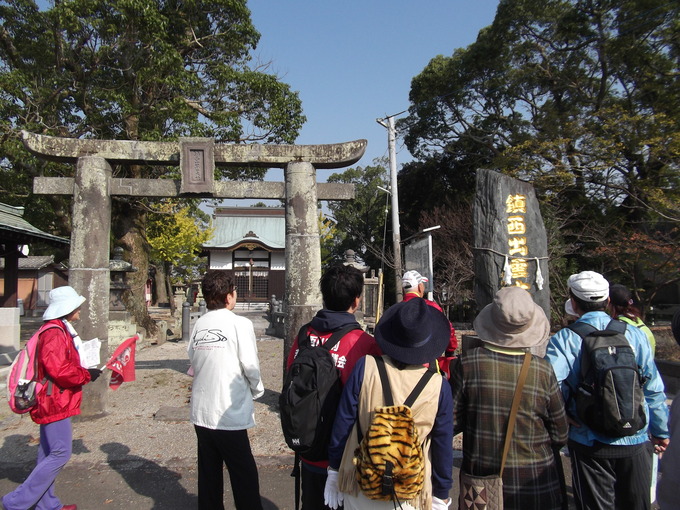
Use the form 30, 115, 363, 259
0, 255, 66, 270
204, 207, 285, 250
0, 203, 69, 246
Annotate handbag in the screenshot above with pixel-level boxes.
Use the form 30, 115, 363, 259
459, 351, 531, 510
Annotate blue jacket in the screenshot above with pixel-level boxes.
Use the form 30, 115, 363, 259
545, 311, 669, 446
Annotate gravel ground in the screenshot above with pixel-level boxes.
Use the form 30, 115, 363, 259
0, 309, 464, 471
0, 311, 291, 469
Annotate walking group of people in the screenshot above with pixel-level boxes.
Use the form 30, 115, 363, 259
3, 266, 676, 510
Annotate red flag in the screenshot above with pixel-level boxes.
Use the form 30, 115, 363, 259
106, 335, 137, 390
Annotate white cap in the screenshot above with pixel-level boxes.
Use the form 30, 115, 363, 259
402, 270, 428, 291
567, 271, 609, 302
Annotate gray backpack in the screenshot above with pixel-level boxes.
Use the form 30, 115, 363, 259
568, 319, 647, 437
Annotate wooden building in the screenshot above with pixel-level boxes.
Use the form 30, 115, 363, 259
203, 207, 285, 303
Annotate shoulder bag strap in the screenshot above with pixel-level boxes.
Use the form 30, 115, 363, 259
499, 351, 531, 476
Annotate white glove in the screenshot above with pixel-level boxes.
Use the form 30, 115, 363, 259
432, 496, 452, 510
324, 468, 344, 509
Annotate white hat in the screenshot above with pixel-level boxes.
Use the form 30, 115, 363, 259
43, 286, 86, 320
402, 270, 428, 291
567, 271, 609, 302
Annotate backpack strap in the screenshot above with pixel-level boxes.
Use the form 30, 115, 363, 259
323, 323, 363, 352
34, 323, 62, 396
298, 322, 362, 351
605, 318, 627, 335
566, 320, 598, 340
374, 355, 437, 408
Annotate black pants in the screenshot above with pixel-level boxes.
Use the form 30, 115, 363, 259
301, 462, 340, 510
194, 425, 264, 510
569, 440, 653, 510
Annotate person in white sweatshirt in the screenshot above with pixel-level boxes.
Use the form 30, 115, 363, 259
187, 270, 265, 510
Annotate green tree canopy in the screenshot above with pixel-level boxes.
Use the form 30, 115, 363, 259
0, 0, 305, 330
327, 161, 392, 274
400, 0, 679, 311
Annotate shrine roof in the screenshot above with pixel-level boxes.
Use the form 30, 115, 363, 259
203, 207, 285, 250
0, 203, 69, 247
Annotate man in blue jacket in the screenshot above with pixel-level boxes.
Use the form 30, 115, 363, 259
546, 271, 669, 510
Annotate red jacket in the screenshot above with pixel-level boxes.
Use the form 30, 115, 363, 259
30, 320, 92, 424
286, 326, 381, 385
286, 321, 381, 468
403, 292, 458, 378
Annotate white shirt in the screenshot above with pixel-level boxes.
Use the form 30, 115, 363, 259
187, 308, 265, 430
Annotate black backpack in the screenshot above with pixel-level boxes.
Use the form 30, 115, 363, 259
568, 319, 647, 437
279, 322, 362, 461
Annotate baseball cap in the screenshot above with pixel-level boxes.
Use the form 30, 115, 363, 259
402, 270, 428, 291
567, 271, 609, 302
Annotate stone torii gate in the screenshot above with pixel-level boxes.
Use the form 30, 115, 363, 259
22, 131, 366, 417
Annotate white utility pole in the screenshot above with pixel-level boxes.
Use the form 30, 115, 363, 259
377, 115, 403, 302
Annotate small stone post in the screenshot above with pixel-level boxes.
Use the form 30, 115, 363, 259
182, 302, 191, 342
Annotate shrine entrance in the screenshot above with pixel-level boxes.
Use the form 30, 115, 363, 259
22, 131, 366, 416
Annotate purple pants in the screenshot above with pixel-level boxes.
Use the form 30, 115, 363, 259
2, 417, 72, 510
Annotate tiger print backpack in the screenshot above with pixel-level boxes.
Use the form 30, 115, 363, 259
353, 356, 436, 504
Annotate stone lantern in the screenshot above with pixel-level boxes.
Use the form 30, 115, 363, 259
109, 247, 136, 317
342, 249, 369, 274
108, 247, 139, 347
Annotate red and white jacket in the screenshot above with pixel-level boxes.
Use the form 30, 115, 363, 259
30, 320, 92, 425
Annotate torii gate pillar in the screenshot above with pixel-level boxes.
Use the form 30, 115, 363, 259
284, 162, 323, 349
69, 156, 112, 416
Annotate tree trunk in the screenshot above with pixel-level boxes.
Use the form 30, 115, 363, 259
154, 263, 170, 306
114, 200, 158, 336
166, 262, 176, 315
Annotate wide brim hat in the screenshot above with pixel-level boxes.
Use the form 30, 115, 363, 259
473, 286, 550, 349
375, 297, 450, 365
43, 286, 86, 320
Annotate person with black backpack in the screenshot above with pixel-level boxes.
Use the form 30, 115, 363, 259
282, 264, 381, 510
546, 271, 670, 510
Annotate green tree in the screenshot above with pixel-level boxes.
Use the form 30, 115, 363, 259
0, 0, 304, 331
318, 212, 338, 268
400, 0, 679, 313
326, 161, 391, 275
147, 201, 213, 311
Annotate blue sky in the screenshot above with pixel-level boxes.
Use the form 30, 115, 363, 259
216, 0, 500, 205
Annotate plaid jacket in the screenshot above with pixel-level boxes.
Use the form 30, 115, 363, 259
451, 346, 568, 510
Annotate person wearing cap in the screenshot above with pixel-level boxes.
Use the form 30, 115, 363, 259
285, 264, 381, 510
451, 286, 568, 509
546, 271, 669, 510
402, 270, 458, 378
657, 310, 680, 509
2, 286, 101, 510
324, 298, 453, 510
608, 283, 656, 356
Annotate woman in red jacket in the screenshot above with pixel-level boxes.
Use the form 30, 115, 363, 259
2, 286, 101, 510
